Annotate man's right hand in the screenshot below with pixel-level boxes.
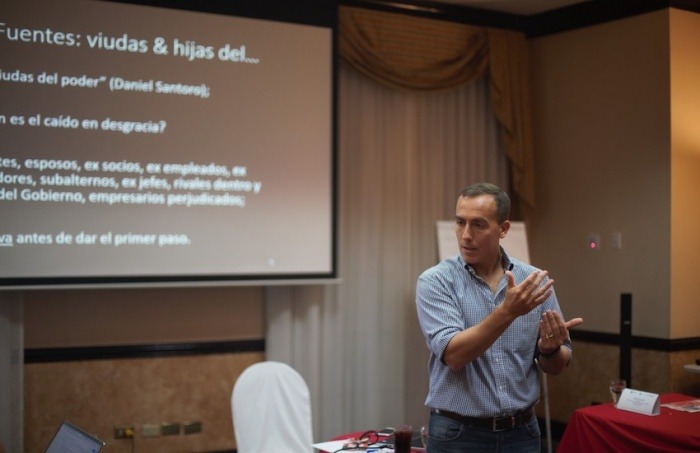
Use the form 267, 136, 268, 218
502, 270, 554, 319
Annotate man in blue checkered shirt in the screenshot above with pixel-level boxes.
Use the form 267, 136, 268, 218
416, 182, 582, 453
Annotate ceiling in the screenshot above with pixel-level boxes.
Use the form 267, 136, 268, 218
431, 0, 590, 16
354, 1, 700, 37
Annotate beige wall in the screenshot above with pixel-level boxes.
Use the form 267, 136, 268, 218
670, 9, 700, 338
527, 8, 700, 421
23, 286, 265, 452
528, 10, 672, 339
24, 286, 264, 347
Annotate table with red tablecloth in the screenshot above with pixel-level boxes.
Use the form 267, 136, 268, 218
557, 393, 700, 452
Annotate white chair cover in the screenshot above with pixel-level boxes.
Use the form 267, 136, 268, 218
232, 361, 313, 453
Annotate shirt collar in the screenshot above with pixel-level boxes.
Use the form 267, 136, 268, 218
460, 247, 514, 275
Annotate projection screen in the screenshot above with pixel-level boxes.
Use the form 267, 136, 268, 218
0, 0, 336, 288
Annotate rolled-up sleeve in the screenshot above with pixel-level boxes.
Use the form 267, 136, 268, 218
416, 262, 465, 363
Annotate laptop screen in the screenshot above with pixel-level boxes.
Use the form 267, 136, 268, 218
45, 421, 105, 453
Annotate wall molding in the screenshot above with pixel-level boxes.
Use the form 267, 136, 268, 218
24, 339, 265, 363
570, 330, 700, 351
24, 332, 700, 364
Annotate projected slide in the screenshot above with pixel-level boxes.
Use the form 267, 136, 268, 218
0, 0, 334, 285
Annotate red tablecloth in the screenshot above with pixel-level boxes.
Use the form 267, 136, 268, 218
557, 393, 700, 452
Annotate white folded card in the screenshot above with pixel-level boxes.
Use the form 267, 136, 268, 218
616, 388, 660, 416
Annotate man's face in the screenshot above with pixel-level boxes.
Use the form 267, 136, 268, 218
454, 194, 510, 268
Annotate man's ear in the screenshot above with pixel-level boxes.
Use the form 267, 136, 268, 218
499, 220, 511, 238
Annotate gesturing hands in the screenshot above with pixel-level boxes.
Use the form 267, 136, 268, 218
538, 310, 584, 353
503, 270, 554, 318
502, 269, 584, 350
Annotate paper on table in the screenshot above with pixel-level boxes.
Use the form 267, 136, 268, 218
313, 440, 394, 452
312, 440, 345, 451
661, 399, 700, 413
312, 440, 347, 451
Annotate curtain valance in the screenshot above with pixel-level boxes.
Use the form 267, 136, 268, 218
338, 6, 536, 207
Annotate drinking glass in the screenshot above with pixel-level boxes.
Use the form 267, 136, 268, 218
393, 425, 413, 453
609, 378, 626, 405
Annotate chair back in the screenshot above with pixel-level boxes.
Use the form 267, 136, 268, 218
231, 361, 313, 452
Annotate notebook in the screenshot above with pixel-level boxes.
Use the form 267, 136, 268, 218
45, 420, 105, 453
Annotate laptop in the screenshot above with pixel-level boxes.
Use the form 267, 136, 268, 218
45, 420, 105, 453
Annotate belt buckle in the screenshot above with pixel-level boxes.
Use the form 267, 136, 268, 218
492, 415, 516, 432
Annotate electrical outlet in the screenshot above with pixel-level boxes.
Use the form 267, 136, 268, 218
612, 232, 622, 250
114, 426, 135, 439
161, 422, 181, 436
183, 421, 202, 435
142, 424, 160, 438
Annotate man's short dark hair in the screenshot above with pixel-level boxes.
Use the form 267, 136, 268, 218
460, 182, 511, 224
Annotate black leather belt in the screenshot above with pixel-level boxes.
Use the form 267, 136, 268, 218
431, 406, 534, 432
